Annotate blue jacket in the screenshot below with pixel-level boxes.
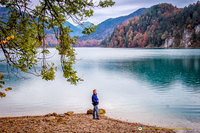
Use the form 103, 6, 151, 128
92, 94, 99, 106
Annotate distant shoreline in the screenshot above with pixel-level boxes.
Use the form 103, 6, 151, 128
0, 113, 175, 133
48, 46, 200, 49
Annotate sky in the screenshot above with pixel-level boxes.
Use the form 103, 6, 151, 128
31, 0, 199, 25
88, 0, 199, 25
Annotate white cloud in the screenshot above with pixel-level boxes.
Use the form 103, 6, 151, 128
31, 0, 199, 25
79, 0, 199, 25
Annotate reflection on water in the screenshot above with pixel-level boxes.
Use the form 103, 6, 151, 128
102, 58, 200, 92
0, 48, 200, 132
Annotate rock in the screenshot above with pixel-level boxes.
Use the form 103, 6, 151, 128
195, 24, 200, 34
57, 118, 66, 123
99, 109, 106, 115
58, 114, 65, 117
87, 109, 93, 114
87, 109, 106, 115
64, 111, 74, 116
45, 113, 51, 117
180, 29, 192, 48
52, 112, 58, 117
45, 116, 56, 121
164, 37, 174, 48
45, 113, 58, 117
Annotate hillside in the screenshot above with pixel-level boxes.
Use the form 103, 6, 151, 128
0, 7, 146, 47
77, 8, 146, 46
45, 21, 83, 37
102, 2, 200, 48
77, 21, 92, 30
79, 8, 146, 41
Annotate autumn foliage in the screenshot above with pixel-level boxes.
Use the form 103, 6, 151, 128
76, 40, 102, 47
102, 2, 200, 48
0, 73, 12, 98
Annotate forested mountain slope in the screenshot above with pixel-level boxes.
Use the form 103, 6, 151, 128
76, 8, 146, 46
102, 2, 200, 48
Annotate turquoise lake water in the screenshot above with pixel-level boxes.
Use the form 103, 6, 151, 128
0, 48, 200, 132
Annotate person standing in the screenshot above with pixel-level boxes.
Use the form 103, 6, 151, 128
92, 89, 99, 120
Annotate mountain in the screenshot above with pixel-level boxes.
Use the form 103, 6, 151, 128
63, 21, 83, 37
0, 7, 85, 37
0, 6, 146, 47
102, 2, 200, 48
79, 8, 146, 41
0, 7, 9, 19
44, 21, 83, 37
77, 21, 93, 30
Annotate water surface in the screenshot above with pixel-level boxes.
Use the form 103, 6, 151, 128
0, 48, 200, 132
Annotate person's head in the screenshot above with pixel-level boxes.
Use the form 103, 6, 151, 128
93, 89, 97, 94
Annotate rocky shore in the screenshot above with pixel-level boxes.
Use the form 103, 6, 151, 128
0, 111, 175, 133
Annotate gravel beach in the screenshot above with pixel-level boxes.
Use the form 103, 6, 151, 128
0, 113, 175, 133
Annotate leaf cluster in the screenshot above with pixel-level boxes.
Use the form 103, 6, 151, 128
0, 0, 115, 90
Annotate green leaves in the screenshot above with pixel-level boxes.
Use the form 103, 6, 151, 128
0, 73, 4, 80
0, 81, 5, 85
41, 67, 56, 80
82, 24, 97, 35
0, 92, 6, 98
5, 87, 12, 91
0, 73, 4, 89
0, 0, 115, 92
0, 73, 12, 98
41, 49, 50, 54
99, 0, 115, 8
62, 60, 83, 85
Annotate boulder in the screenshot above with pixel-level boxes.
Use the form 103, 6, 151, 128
45, 112, 58, 117
87, 109, 93, 114
45, 113, 51, 117
87, 108, 106, 115
64, 111, 74, 116
52, 112, 58, 117
99, 109, 106, 115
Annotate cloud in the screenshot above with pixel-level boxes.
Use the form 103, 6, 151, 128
29, 0, 199, 25
85, 4, 141, 24
116, 0, 198, 7
86, 0, 199, 24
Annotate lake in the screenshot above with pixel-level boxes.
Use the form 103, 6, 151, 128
0, 48, 200, 132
